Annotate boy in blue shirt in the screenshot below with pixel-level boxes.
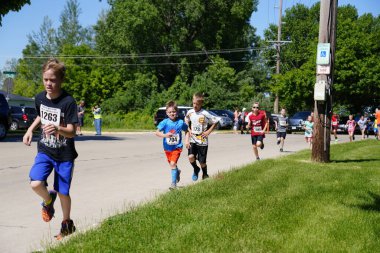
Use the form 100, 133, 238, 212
156, 101, 188, 189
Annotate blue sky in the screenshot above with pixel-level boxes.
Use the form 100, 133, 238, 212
0, 0, 379, 72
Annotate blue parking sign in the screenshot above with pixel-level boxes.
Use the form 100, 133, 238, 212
316, 43, 330, 65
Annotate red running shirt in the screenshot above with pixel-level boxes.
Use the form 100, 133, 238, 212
249, 112, 267, 136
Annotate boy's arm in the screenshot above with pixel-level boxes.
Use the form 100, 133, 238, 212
155, 129, 171, 138
23, 116, 41, 146
185, 130, 190, 149
42, 123, 76, 138
263, 116, 269, 132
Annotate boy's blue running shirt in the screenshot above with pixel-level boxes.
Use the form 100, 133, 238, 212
157, 118, 188, 151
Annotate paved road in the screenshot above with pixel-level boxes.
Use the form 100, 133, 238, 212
0, 132, 342, 252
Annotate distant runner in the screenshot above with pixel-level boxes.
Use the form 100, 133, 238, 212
246, 102, 267, 160
275, 108, 288, 152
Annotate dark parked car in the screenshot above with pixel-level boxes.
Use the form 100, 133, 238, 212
288, 111, 312, 133
0, 93, 12, 140
9, 106, 38, 131
154, 106, 192, 126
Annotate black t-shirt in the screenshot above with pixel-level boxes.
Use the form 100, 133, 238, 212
35, 90, 78, 161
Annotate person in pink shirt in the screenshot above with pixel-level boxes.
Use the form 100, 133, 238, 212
345, 114, 356, 142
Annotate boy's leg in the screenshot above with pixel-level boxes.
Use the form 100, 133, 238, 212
251, 136, 260, 159
197, 146, 209, 179
188, 144, 201, 181
58, 193, 71, 221
31, 181, 51, 203
29, 153, 57, 222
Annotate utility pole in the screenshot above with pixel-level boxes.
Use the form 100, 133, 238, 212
311, 0, 338, 162
273, 0, 283, 114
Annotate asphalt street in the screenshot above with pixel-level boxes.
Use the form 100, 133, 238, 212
0, 131, 345, 252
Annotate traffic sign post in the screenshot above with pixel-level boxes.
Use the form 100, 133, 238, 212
2, 71, 16, 79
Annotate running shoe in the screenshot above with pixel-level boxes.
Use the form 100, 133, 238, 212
176, 169, 181, 183
202, 174, 209, 180
192, 173, 199, 181
260, 142, 264, 150
55, 219, 76, 240
169, 183, 177, 190
280, 148, 283, 152
41, 190, 57, 222
256, 157, 260, 160
277, 140, 280, 145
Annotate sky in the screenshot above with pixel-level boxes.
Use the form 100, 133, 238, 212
0, 0, 379, 72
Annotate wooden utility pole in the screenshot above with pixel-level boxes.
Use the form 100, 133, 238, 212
273, 0, 283, 114
311, 0, 338, 162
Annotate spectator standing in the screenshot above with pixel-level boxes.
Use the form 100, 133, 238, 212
92, 105, 102, 135
233, 108, 240, 134
76, 100, 85, 136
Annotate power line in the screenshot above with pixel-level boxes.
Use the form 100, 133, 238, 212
19, 47, 268, 60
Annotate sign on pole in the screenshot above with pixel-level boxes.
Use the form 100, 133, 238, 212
2, 71, 16, 79
316, 43, 330, 65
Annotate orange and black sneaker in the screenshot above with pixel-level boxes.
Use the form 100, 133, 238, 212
41, 190, 57, 222
55, 219, 76, 240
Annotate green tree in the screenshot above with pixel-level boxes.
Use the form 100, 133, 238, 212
263, 3, 380, 114
333, 7, 380, 111
95, 0, 258, 87
57, 0, 94, 50
0, 0, 30, 26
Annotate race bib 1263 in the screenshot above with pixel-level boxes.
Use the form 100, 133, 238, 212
40, 105, 61, 126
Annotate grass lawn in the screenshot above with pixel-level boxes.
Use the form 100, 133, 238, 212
49, 140, 380, 252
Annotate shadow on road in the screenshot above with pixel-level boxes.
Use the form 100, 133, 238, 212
1, 134, 126, 143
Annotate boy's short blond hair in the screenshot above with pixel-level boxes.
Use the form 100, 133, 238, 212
166, 100, 178, 111
193, 92, 204, 102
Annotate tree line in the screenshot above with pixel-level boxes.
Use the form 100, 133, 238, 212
3, 0, 380, 117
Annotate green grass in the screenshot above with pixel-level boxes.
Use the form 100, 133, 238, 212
49, 140, 380, 252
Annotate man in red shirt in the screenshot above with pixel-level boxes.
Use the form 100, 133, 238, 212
247, 102, 268, 160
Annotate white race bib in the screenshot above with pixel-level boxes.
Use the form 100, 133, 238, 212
192, 125, 203, 135
40, 105, 61, 126
166, 134, 179, 145
279, 120, 286, 126
254, 126, 262, 132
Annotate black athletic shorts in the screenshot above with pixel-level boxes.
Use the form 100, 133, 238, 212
277, 132, 287, 139
188, 143, 208, 164
251, 135, 264, 145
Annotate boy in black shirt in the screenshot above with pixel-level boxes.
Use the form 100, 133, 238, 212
23, 59, 78, 240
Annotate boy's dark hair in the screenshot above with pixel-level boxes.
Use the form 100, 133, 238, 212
42, 58, 66, 81
166, 101, 178, 111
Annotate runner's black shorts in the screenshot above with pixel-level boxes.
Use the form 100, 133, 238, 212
251, 135, 264, 145
277, 132, 287, 139
188, 143, 208, 164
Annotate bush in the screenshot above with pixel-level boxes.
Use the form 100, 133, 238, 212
83, 111, 155, 130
